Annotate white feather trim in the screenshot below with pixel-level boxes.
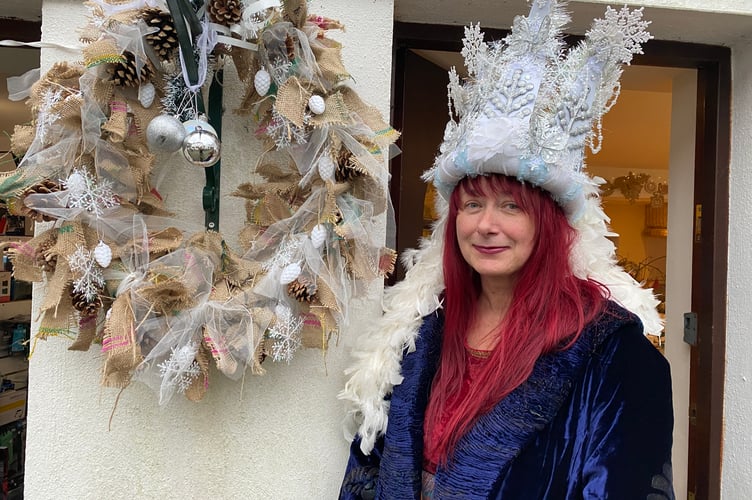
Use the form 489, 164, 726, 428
570, 183, 664, 335
339, 207, 447, 454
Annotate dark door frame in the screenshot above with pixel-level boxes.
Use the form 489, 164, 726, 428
0, 19, 41, 44
391, 21, 730, 500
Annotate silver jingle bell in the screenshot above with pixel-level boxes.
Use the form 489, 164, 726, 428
182, 118, 221, 167
146, 114, 187, 153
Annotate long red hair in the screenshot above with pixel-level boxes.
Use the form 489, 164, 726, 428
424, 174, 608, 466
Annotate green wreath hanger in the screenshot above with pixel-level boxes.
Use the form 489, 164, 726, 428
0, 0, 399, 405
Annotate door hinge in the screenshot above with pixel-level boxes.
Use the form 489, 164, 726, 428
684, 312, 698, 346
689, 405, 697, 426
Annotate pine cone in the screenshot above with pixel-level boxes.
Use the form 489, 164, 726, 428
142, 8, 178, 60
287, 277, 318, 303
19, 179, 61, 222
71, 288, 102, 316
110, 51, 154, 87
208, 0, 243, 26
35, 238, 58, 273
335, 151, 364, 183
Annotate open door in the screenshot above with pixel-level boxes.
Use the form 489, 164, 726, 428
391, 22, 730, 499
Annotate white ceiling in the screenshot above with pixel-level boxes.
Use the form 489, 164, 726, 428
396, 0, 752, 46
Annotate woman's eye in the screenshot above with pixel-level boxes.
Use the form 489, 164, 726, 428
465, 201, 481, 209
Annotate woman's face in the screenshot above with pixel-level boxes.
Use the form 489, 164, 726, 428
455, 181, 536, 289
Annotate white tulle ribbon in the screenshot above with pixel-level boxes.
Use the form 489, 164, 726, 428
236, 0, 281, 38
210, 22, 258, 51
180, 17, 217, 91
0, 40, 81, 51
6, 68, 40, 101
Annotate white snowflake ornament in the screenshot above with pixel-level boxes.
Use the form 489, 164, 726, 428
67, 245, 105, 303
268, 304, 304, 363
318, 156, 335, 181
310, 224, 327, 249
308, 95, 326, 115
280, 262, 302, 285
157, 342, 201, 395
93, 240, 112, 268
63, 168, 119, 216
254, 68, 271, 96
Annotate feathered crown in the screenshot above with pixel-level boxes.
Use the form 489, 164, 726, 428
423, 0, 651, 219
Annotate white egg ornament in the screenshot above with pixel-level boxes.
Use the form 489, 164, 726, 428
310, 224, 328, 249
279, 263, 302, 285
254, 68, 271, 96
308, 94, 326, 115
93, 240, 113, 268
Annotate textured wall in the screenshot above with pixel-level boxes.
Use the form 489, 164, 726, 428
582, 0, 752, 13
25, 1, 393, 499
723, 38, 752, 499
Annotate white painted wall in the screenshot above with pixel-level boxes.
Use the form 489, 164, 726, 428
25, 0, 752, 498
722, 38, 752, 500
25, 1, 394, 499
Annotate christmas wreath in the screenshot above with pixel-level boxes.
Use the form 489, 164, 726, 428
0, 0, 398, 404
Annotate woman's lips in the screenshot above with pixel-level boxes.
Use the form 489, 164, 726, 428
473, 245, 507, 255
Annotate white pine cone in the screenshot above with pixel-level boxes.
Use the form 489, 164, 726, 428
254, 68, 271, 96
310, 224, 328, 249
279, 263, 302, 285
93, 240, 112, 268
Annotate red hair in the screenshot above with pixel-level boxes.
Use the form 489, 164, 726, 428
424, 174, 608, 466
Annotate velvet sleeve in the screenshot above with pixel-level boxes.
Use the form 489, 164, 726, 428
339, 435, 384, 500
581, 323, 675, 499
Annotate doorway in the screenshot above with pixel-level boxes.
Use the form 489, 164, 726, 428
390, 21, 730, 500
0, 16, 41, 500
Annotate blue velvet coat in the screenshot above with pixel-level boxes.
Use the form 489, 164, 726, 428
340, 301, 675, 499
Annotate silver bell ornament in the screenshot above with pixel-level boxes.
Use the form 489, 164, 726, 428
147, 115, 187, 153
182, 118, 221, 167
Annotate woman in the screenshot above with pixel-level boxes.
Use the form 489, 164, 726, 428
340, 1, 673, 498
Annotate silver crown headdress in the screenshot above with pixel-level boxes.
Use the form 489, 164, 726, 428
424, 0, 651, 219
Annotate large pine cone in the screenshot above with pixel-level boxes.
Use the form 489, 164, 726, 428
18, 179, 60, 222
142, 8, 178, 60
110, 51, 154, 87
71, 288, 103, 316
287, 277, 318, 303
335, 150, 364, 183
208, 0, 243, 26
35, 238, 57, 273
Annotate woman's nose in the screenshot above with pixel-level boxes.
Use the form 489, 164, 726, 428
476, 207, 498, 234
